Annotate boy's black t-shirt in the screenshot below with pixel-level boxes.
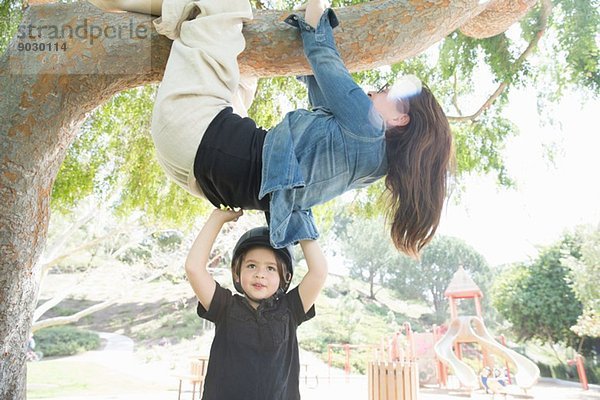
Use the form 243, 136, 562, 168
197, 283, 315, 400
194, 107, 269, 211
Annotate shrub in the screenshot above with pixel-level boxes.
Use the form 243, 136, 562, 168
537, 359, 600, 384
34, 326, 101, 357
586, 363, 600, 385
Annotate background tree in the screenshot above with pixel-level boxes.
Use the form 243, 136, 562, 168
492, 234, 583, 360
415, 236, 490, 322
562, 225, 600, 343
339, 218, 489, 320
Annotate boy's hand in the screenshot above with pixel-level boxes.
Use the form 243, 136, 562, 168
211, 208, 243, 223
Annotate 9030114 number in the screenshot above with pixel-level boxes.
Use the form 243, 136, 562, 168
17, 42, 67, 52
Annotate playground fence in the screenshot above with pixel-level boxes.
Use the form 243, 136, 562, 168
367, 360, 418, 400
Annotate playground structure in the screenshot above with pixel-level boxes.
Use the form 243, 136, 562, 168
433, 266, 540, 392
567, 354, 590, 391
334, 266, 543, 398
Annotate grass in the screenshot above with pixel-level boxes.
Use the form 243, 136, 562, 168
27, 359, 169, 398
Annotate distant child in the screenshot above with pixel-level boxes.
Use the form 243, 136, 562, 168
185, 208, 328, 399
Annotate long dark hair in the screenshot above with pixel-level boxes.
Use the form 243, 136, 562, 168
384, 84, 453, 258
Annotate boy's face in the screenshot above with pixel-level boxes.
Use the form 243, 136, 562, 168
236, 247, 281, 309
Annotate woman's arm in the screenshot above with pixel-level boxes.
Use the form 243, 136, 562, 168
185, 209, 243, 310
297, 239, 328, 313
295, 3, 381, 138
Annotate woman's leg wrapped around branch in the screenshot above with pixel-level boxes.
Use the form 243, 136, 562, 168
87, 0, 163, 15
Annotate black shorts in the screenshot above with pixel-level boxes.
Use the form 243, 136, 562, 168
194, 107, 269, 211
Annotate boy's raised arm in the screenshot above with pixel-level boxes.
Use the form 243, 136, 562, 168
297, 239, 328, 313
185, 209, 243, 311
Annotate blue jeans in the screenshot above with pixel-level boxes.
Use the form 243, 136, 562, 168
260, 9, 387, 248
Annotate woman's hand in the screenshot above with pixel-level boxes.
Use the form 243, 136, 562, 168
305, 0, 328, 29
87, 0, 162, 15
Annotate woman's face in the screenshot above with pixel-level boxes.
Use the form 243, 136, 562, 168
368, 91, 410, 128
236, 247, 281, 308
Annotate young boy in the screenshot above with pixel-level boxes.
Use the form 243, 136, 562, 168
185, 209, 328, 399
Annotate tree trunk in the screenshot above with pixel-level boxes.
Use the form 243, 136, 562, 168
0, 0, 535, 397
369, 269, 376, 300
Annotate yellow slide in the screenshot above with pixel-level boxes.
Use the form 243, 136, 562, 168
434, 316, 540, 390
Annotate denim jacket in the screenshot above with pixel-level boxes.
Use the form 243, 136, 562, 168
259, 9, 388, 248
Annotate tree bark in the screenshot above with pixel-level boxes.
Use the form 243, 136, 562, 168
460, 0, 538, 39
0, 0, 535, 397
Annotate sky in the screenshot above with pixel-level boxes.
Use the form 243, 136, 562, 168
438, 88, 600, 266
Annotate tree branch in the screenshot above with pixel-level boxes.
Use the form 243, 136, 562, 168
452, 70, 463, 116
4, 0, 493, 79
42, 226, 133, 272
548, 337, 565, 364
42, 211, 96, 265
33, 287, 76, 323
32, 299, 115, 332
32, 266, 169, 332
448, 0, 553, 122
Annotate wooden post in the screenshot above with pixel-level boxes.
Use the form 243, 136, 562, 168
374, 362, 382, 400
328, 345, 332, 383
396, 362, 402, 400
368, 362, 373, 400
367, 361, 419, 400
391, 333, 400, 361
404, 323, 414, 360
384, 362, 392, 400
345, 344, 351, 375
411, 361, 419, 400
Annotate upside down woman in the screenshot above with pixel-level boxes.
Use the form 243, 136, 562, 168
89, 0, 453, 257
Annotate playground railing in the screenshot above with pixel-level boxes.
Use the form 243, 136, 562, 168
567, 354, 589, 391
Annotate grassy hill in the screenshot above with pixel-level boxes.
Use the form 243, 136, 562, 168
37, 262, 433, 373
